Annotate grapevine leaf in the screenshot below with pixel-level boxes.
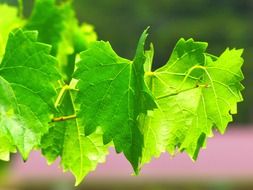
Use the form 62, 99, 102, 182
41, 90, 109, 186
57, 21, 97, 82
25, 0, 97, 82
0, 4, 24, 58
27, 0, 105, 184
141, 39, 244, 164
74, 29, 157, 173
0, 29, 60, 160
25, 0, 72, 56
0, 79, 16, 161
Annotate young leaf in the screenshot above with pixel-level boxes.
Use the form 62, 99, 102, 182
74, 30, 157, 173
0, 29, 60, 160
141, 39, 244, 164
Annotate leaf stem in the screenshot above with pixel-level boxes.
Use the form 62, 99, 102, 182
51, 114, 77, 123
177, 65, 205, 91
55, 80, 79, 108
156, 86, 199, 100
54, 84, 70, 108
145, 71, 155, 76
156, 65, 210, 100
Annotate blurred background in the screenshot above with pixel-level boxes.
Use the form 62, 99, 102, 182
0, 0, 253, 189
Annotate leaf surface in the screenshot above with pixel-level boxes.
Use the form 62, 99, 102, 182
141, 39, 244, 164
25, 0, 104, 184
25, 0, 72, 56
74, 30, 157, 172
25, 0, 97, 82
0, 29, 60, 160
42, 91, 109, 185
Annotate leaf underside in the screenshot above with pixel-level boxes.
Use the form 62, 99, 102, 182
140, 38, 244, 165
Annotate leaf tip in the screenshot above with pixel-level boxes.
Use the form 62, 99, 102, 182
74, 177, 83, 187
132, 166, 141, 176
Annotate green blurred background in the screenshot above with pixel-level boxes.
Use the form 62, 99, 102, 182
1, 0, 252, 123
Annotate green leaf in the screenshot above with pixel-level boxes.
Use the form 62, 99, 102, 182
0, 92, 16, 161
74, 30, 156, 173
25, 0, 97, 82
141, 39, 244, 164
25, 0, 72, 56
41, 88, 109, 185
57, 21, 98, 82
26, 0, 104, 184
0, 29, 60, 160
0, 4, 24, 58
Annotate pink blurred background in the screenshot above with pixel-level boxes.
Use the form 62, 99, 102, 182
0, 126, 252, 189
